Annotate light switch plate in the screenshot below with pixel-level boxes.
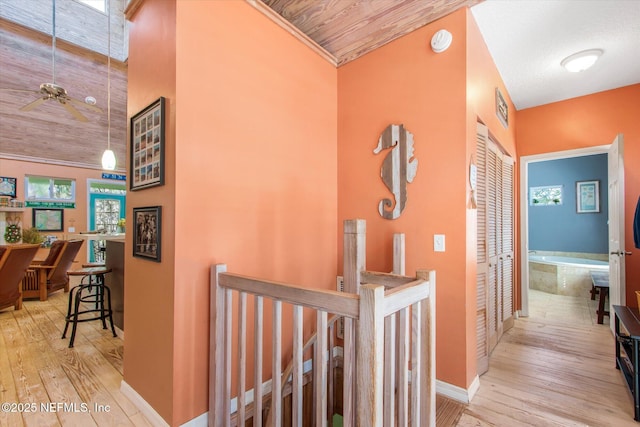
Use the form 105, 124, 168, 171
68, 227, 75, 233
434, 234, 445, 252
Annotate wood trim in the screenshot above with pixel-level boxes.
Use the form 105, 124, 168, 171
0, 18, 127, 69
124, 0, 145, 21
0, 153, 126, 173
120, 381, 170, 427
246, 0, 338, 67
361, 271, 416, 288
383, 279, 431, 317
218, 272, 359, 318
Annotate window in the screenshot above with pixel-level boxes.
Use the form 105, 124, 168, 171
25, 176, 75, 202
76, 0, 106, 13
89, 181, 126, 195
529, 185, 563, 206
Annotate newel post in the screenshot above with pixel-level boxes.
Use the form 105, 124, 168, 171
343, 219, 365, 426
210, 264, 229, 427
356, 284, 384, 427
393, 232, 405, 275
416, 269, 436, 427
343, 219, 366, 294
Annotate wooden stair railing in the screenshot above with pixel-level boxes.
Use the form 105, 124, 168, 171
209, 220, 435, 427
260, 315, 340, 427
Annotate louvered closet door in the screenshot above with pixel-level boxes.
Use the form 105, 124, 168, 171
501, 156, 515, 333
476, 124, 489, 375
476, 122, 515, 371
487, 140, 500, 351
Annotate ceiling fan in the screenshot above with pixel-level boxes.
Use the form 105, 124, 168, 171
1, 0, 102, 122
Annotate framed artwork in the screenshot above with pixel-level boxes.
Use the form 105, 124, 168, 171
130, 97, 165, 191
530, 185, 563, 206
33, 208, 64, 231
133, 206, 161, 262
495, 88, 508, 128
576, 180, 600, 213
0, 176, 17, 198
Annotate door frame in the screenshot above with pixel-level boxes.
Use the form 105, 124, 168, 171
86, 178, 127, 262
519, 145, 610, 317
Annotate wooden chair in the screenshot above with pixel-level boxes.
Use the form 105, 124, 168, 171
22, 239, 84, 301
0, 244, 40, 311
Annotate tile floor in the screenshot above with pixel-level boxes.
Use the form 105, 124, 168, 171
528, 287, 609, 326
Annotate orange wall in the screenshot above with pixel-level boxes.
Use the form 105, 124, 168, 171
118, 1, 342, 424
338, 8, 515, 390
517, 84, 640, 306
125, 0, 177, 423
172, 2, 337, 424
0, 158, 108, 265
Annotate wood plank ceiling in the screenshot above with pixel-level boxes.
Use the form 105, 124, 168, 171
0, 0, 480, 170
0, 0, 127, 171
262, 0, 483, 65
0, 18, 127, 170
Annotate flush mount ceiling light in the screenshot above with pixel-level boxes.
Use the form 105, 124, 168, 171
561, 49, 603, 72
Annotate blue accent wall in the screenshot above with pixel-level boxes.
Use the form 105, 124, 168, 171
528, 154, 608, 254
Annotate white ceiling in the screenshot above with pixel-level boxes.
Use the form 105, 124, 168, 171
471, 0, 640, 110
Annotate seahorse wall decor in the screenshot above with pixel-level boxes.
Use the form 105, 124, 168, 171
373, 124, 418, 220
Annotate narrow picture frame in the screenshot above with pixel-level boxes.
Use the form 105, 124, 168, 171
133, 206, 162, 262
576, 180, 600, 213
495, 87, 508, 129
32, 208, 64, 231
0, 176, 17, 198
130, 97, 165, 191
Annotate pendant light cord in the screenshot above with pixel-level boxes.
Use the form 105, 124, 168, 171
52, 0, 56, 83
107, 0, 111, 151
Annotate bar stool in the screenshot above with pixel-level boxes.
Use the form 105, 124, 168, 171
63, 266, 117, 348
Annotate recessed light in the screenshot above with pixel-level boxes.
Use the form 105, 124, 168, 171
561, 49, 603, 72
85, 96, 97, 105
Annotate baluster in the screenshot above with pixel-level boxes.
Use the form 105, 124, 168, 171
271, 300, 282, 427
254, 296, 264, 427
328, 321, 335, 427
384, 314, 396, 427
397, 307, 409, 427
315, 311, 328, 427
410, 301, 421, 427
237, 292, 247, 426
293, 305, 303, 426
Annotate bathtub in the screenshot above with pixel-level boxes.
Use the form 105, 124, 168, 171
528, 254, 609, 297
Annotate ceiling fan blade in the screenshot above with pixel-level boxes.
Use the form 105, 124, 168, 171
0, 88, 40, 94
68, 96, 103, 113
61, 101, 89, 122
19, 97, 48, 112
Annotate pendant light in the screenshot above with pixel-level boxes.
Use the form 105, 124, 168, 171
101, 0, 116, 170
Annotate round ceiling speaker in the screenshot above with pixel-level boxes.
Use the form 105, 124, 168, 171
431, 29, 452, 53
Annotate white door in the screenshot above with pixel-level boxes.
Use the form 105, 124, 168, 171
608, 134, 627, 332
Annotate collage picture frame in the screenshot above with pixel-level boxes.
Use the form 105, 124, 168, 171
130, 97, 165, 191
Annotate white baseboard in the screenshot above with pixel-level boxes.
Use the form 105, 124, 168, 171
180, 412, 208, 427
123, 347, 479, 426
120, 380, 169, 427
436, 375, 480, 404
115, 325, 124, 340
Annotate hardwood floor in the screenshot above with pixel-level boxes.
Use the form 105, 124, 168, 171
2, 287, 634, 426
0, 286, 152, 427
458, 289, 636, 426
